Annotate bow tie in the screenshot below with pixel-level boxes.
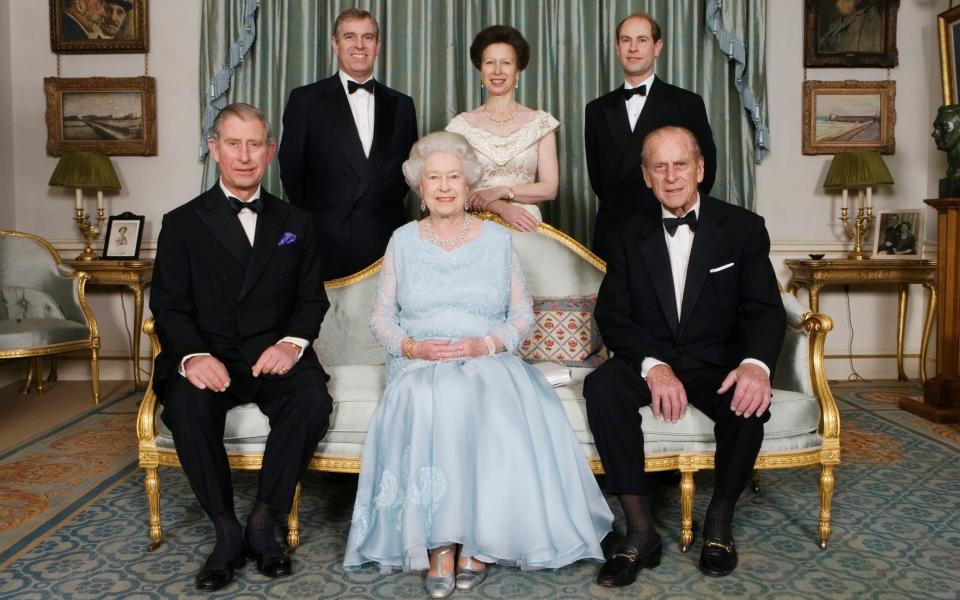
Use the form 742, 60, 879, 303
347, 79, 375, 94
228, 196, 263, 214
663, 211, 697, 236
623, 84, 647, 99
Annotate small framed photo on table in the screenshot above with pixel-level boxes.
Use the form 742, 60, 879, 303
103, 212, 144, 259
872, 209, 922, 259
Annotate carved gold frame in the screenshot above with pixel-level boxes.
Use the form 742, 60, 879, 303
802, 80, 896, 155
44, 76, 157, 156
938, 6, 960, 104
49, 0, 149, 54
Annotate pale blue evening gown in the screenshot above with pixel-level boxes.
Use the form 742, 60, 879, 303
343, 220, 613, 572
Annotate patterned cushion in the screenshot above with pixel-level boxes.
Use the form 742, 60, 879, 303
518, 296, 607, 367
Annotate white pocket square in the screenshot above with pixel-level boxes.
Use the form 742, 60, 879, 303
709, 262, 735, 273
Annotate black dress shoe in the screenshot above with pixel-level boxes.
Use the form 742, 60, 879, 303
245, 542, 292, 578
698, 536, 738, 577
195, 553, 245, 591
596, 537, 662, 587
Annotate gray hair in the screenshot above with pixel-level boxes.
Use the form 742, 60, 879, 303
641, 125, 701, 165
402, 131, 484, 195
208, 102, 275, 144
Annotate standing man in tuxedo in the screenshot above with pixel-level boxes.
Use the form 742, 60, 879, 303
278, 8, 418, 280
584, 12, 717, 261
584, 126, 784, 586
151, 103, 332, 592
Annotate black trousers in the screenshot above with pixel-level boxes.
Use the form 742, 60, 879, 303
583, 356, 768, 499
160, 363, 332, 516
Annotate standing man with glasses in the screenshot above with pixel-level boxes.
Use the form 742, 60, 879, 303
585, 11, 717, 261
279, 8, 418, 280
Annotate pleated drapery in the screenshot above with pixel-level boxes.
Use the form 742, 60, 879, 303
200, 0, 767, 246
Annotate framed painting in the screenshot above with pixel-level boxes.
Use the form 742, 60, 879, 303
804, 0, 899, 67
802, 80, 896, 155
871, 209, 922, 259
44, 76, 157, 156
50, 0, 148, 54
938, 6, 960, 105
102, 212, 145, 260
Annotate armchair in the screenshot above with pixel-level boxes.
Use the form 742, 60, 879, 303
0, 230, 101, 403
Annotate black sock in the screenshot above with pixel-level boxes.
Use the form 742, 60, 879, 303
703, 495, 736, 541
245, 501, 282, 553
209, 512, 242, 565
619, 494, 659, 555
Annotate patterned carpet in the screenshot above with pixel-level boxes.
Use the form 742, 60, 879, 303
0, 384, 958, 599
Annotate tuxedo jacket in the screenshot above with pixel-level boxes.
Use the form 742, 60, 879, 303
584, 76, 717, 260
149, 185, 330, 399
595, 196, 785, 377
278, 74, 418, 280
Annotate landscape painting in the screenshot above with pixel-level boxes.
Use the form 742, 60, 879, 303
44, 76, 156, 156
802, 80, 895, 154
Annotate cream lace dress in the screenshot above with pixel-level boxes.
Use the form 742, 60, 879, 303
446, 110, 560, 221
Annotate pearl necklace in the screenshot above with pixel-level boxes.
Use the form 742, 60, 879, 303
484, 102, 518, 128
424, 214, 473, 250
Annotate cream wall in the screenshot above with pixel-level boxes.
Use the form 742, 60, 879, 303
0, 1, 949, 384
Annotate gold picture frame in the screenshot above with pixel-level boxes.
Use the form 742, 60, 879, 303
49, 0, 148, 54
44, 76, 157, 156
804, 0, 899, 68
938, 5, 960, 105
802, 80, 896, 155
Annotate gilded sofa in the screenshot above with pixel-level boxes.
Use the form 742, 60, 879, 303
137, 221, 840, 552
0, 230, 101, 403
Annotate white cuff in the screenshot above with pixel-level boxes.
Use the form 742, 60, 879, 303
640, 357, 668, 379
179, 352, 211, 377
279, 337, 308, 361
740, 358, 770, 377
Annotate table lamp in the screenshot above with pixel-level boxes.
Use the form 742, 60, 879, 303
48, 152, 121, 261
823, 151, 894, 260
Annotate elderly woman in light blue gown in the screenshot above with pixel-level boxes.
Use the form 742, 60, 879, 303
343, 131, 612, 598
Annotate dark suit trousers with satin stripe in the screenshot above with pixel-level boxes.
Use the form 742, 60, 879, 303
160, 361, 332, 517
584, 356, 769, 498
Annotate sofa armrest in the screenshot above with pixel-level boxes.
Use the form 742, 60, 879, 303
137, 318, 161, 444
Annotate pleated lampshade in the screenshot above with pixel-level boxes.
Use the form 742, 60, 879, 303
49, 152, 121, 190
823, 151, 894, 190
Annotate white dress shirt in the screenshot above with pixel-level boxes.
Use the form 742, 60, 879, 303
640, 197, 769, 379
177, 180, 307, 377
339, 70, 375, 157
625, 73, 656, 132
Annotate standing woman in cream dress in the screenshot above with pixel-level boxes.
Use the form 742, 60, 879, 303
446, 25, 559, 232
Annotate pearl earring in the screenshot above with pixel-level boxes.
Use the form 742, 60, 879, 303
420, 199, 426, 212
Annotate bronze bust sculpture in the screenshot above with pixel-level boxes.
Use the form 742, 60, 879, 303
934, 104, 960, 197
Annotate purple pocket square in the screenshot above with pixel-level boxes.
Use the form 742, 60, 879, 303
278, 232, 297, 247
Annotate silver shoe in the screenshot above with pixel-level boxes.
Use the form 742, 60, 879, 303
455, 556, 488, 591
425, 546, 455, 599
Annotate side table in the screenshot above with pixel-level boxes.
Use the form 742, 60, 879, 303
784, 258, 937, 382
66, 259, 154, 390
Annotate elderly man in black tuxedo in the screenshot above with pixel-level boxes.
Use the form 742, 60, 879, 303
278, 8, 418, 281
151, 103, 332, 592
584, 12, 717, 261
584, 126, 785, 586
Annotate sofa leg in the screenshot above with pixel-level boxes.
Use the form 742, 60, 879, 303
20, 359, 35, 395
751, 469, 761, 493
287, 482, 302, 549
679, 470, 695, 552
90, 349, 100, 405
33, 358, 45, 394
818, 464, 835, 549
145, 466, 163, 550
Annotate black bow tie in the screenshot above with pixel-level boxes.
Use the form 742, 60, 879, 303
623, 84, 647, 99
663, 211, 697, 236
228, 196, 263, 214
347, 79, 375, 94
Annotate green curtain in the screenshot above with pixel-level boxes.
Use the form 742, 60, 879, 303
200, 0, 767, 247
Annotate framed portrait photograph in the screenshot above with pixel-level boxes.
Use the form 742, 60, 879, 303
804, 0, 899, 67
871, 210, 922, 259
102, 212, 145, 260
938, 5, 960, 104
44, 76, 157, 156
802, 80, 896, 155
50, 0, 148, 54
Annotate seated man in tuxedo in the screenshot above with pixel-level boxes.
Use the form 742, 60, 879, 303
584, 126, 785, 586
150, 103, 332, 592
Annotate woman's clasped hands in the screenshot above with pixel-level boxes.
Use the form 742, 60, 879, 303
409, 338, 491, 360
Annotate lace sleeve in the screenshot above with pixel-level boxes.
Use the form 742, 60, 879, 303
490, 244, 534, 352
369, 237, 407, 355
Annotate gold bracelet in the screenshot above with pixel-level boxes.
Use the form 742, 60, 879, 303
401, 338, 416, 359
506, 186, 516, 201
